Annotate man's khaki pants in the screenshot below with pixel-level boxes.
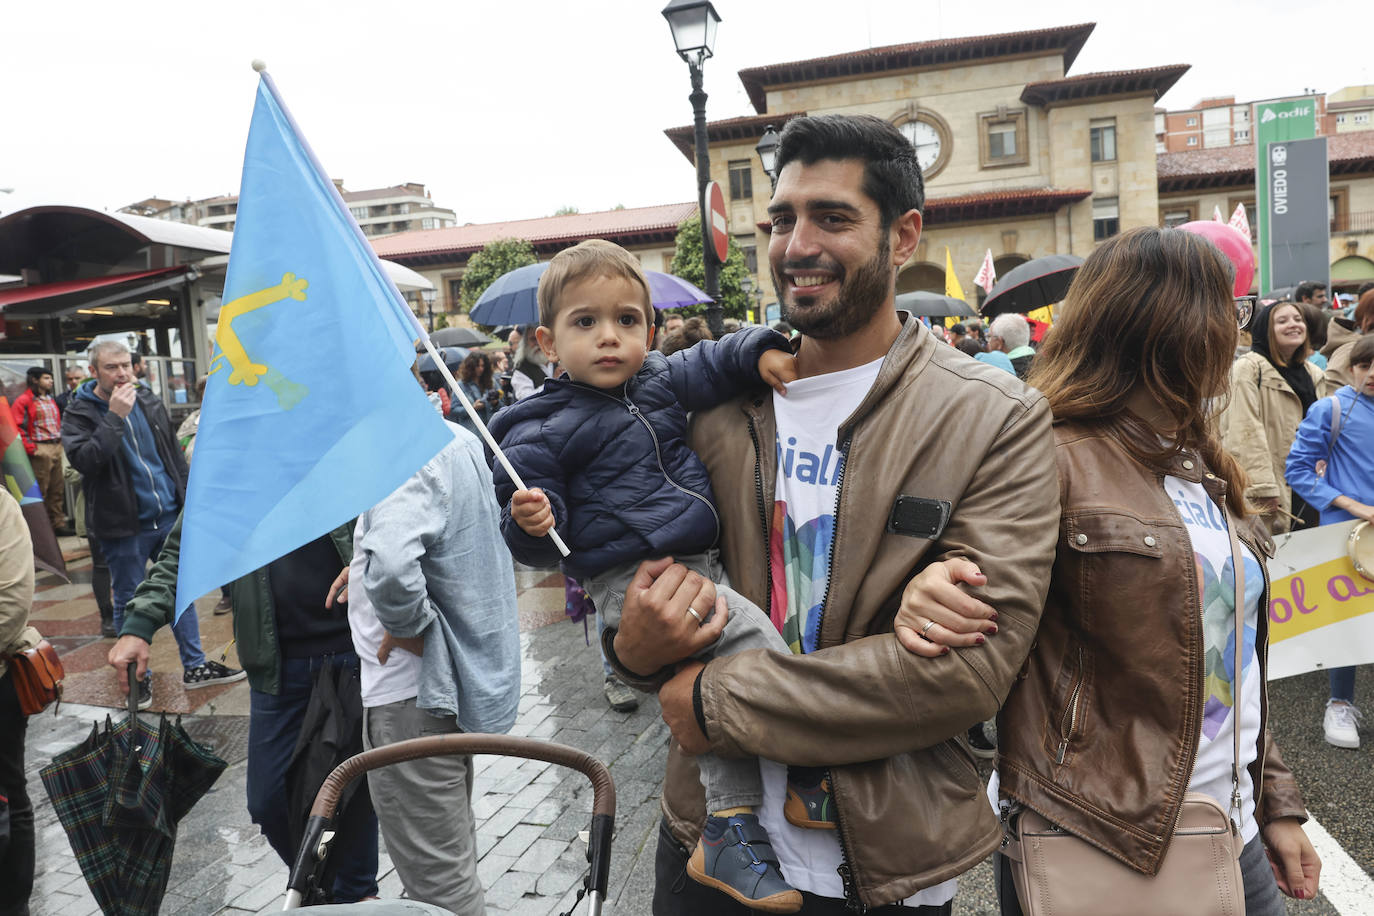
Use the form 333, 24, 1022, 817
30, 441, 65, 530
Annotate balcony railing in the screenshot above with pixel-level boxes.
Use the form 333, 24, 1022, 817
1333, 210, 1374, 234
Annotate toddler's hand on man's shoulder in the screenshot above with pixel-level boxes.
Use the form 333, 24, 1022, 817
759, 348, 799, 396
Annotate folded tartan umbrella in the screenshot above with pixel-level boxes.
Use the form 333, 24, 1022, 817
40, 666, 226, 915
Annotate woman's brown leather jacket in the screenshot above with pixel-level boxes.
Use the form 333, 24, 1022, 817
997, 421, 1309, 876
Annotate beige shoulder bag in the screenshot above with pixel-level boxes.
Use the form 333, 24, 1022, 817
1001, 514, 1249, 916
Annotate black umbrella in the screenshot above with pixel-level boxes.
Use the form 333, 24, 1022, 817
39, 665, 227, 915
895, 290, 977, 319
417, 346, 469, 373
284, 660, 373, 905
431, 326, 491, 347
981, 254, 1085, 318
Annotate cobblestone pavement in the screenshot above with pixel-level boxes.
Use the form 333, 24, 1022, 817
20, 548, 1362, 914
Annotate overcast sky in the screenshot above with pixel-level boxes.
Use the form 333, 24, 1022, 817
3, 0, 1369, 226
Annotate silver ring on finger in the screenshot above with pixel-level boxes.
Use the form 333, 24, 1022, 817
919, 619, 937, 640
686, 607, 704, 626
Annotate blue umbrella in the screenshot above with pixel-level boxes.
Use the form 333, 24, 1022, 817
469, 263, 713, 327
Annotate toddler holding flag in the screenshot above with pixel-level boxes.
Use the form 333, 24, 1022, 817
488, 239, 813, 913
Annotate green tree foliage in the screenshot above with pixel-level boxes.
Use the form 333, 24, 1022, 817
553, 205, 580, 215
459, 238, 537, 312
669, 216, 751, 321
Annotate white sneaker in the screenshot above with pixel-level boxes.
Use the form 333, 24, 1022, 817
1323, 701, 1362, 749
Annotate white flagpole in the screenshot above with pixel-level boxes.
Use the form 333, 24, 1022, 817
408, 314, 570, 558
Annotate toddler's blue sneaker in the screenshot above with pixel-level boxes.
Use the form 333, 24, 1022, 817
686, 813, 802, 913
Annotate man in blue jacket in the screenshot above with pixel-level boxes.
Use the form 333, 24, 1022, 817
62, 340, 241, 707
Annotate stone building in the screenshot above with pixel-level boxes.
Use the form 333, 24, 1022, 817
665, 23, 1186, 301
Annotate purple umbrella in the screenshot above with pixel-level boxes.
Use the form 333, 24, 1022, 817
469, 264, 712, 327
646, 271, 712, 309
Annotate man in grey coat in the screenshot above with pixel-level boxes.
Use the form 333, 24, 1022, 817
331, 414, 521, 916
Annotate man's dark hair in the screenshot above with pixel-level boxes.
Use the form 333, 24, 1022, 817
955, 338, 985, 357
130, 351, 144, 366
774, 114, 924, 228
1357, 281, 1374, 298
1294, 281, 1324, 303
950, 323, 967, 335
771, 320, 793, 336
25, 366, 49, 387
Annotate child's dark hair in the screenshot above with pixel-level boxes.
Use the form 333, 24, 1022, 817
1350, 334, 1374, 369
774, 114, 924, 230
537, 239, 652, 330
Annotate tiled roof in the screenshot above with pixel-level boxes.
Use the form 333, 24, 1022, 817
737, 23, 1096, 114
664, 111, 807, 162
1020, 65, 1189, 107
371, 202, 698, 264
1156, 131, 1374, 191
754, 187, 1092, 231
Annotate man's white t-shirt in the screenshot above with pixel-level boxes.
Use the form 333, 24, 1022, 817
1167, 476, 1262, 843
757, 356, 958, 907
347, 514, 422, 709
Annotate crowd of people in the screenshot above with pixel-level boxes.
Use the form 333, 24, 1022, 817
2, 109, 1371, 915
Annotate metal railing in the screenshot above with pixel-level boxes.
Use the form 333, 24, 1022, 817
0, 353, 200, 422
1333, 210, 1374, 234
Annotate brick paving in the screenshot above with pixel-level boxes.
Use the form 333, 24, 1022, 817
22, 548, 1334, 915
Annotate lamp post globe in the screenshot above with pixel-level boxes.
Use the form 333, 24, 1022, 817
755, 124, 780, 189
662, 0, 724, 336
421, 288, 437, 331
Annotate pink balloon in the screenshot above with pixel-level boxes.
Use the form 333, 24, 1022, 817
1176, 220, 1255, 297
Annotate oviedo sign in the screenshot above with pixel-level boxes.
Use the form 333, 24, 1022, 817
1253, 97, 1317, 293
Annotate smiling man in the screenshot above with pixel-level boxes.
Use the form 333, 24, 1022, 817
608, 114, 1060, 914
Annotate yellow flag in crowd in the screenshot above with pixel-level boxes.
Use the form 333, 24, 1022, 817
945, 248, 966, 302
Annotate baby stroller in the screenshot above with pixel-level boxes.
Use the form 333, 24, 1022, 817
282, 734, 615, 915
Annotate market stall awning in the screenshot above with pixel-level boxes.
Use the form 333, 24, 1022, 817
0, 265, 196, 319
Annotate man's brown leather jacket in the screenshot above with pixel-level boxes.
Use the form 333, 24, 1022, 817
997, 421, 1308, 876
660, 316, 1060, 908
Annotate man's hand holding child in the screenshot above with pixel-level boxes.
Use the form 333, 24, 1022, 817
512, 488, 555, 536
758, 349, 798, 396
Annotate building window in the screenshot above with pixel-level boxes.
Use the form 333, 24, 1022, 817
350, 207, 368, 221
1234, 128, 1250, 141
1090, 120, 1117, 162
1186, 116, 1198, 126
737, 238, 758, 274
447, 278, 462, 311
421, 218, 436, 230
1187, 136, 1199, 146
1093, 197, 1120, 241
1336, 114, 1347, 125
977, 109, 1029, 168
728, 160, 753, 200
1161, 207, 1194, 228
1356, 113, 1371, 125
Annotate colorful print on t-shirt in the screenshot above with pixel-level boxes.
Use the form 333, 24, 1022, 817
1196, 548, 1261, 739
768, 358, 882, 656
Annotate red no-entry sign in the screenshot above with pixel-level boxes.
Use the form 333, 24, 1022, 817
705, 181, 729, 265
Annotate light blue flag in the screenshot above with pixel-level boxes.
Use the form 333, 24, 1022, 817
174, 71, 452, 617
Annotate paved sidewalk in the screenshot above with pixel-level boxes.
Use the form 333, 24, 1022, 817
22, 551, 1341, 915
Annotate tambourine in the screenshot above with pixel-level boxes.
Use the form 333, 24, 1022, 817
1349, 521, 1374, 583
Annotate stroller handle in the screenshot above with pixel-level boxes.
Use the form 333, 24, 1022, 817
309, 732, 615, 818
286, 734, 615, 912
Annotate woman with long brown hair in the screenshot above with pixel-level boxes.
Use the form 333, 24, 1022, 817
993, 227, 1320, 914
1222, 300, 1324, 532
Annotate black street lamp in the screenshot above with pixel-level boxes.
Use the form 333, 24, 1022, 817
421, 287, 437, 331
755, 124, 780, 190
662, 0, 723, 336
